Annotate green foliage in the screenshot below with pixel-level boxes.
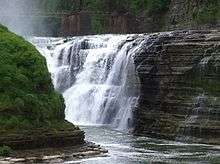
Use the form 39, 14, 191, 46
129, 0, 170, 15
0, 146, 12, 157
0, 25, 8, 32
129, 0, 147, 14
147, 0, 171, 14
190, 78, 220, 96
84, 0, 170, 15
91, 14, 106, 34
86, 0, 106, 12
0, 24, 65, 131
84, 0, 170, 32
85, 0, 106, 33
193, 0, 220, 24
0, 116, 32, 130
37, 0, 80, 12
0, 115, 71, 132
35, 0, 171, 33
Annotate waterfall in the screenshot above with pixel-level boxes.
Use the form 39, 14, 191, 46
32, 35, 142, 131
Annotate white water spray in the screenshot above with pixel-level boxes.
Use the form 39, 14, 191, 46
33, 35, 142, 131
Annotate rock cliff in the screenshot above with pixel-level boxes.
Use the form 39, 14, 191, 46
59, 0, 219, 36
133, 30, 220, 144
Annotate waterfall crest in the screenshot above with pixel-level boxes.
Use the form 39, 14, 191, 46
32, 35, 141, 131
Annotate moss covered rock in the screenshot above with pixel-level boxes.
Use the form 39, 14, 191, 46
0, 25, 84, 149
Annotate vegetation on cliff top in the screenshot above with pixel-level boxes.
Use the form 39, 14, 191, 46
86, 0, 170, 33
38, 0, 170, 13
193, 0, 220, 25
0, 146, 12, 156
36, 0, 171, 33
12, 0, 219, 35
0, 24, 66, 132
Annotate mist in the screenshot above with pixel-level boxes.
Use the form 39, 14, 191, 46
0, 0, 40, 35
0, 0, 60, 36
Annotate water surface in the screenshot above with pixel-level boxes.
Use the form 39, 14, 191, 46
66, 126, 220, 164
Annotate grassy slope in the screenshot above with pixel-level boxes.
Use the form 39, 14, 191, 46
0, 24, 72, 133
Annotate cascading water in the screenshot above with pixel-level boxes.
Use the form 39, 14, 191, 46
31, 35, 220, 164
32, 35, 142, 131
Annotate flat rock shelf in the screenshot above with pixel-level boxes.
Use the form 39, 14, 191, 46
0, 128, 84, 150
0, 142, 108, 163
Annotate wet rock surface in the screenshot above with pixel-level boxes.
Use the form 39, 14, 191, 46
0, 126, 85, 150
0, 142, 107, 163
133, 30, 220, 145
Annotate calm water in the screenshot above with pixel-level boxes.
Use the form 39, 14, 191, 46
66, 126, 220, 164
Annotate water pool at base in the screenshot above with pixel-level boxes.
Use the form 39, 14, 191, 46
66, 126, 220, 164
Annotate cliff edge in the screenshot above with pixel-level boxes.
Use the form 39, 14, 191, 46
134, 30, 220, 145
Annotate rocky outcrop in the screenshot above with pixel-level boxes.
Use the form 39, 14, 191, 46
0, 25, 85, 150
0, 123, 85, 150
133, 30, 220, 145
0, 142, 107, 163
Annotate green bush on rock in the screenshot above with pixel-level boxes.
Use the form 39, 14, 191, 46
193, 0, 220, 25
0, 146, 12, 157
0, 24, 65, 132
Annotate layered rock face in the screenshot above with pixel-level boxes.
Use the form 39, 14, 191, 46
0, 123, 84, 150
134, 30, 220, 144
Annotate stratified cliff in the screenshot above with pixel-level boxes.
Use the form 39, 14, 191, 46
134, 30, 220, 144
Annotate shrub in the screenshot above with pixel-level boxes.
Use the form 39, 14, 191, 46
91, 13, 106, 34
193, 1, 220, 24
0, 24, 65, 131
0, 146, 12, 157
129, 0, 170, 15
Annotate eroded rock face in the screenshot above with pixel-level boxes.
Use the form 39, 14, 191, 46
0, 125, 85, 150
133, 30, 220, 144
0, 142, 107, 163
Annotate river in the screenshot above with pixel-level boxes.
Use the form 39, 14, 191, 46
66, 126, 220, 164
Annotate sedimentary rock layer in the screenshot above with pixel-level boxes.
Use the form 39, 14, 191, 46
0, 126, 85, 150
134, 30, 220, 145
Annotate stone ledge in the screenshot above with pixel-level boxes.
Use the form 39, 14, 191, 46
0, 142, 108, 163
0, 129, 85, 150
134, 30, 220, 145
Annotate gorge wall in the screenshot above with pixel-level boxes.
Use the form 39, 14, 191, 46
33, 30, 220, 145
2, 0, 218, 36
133, 30, 220, 144
60, 0, 220, 36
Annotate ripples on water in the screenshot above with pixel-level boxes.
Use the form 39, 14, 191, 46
66, 126, 220, 164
